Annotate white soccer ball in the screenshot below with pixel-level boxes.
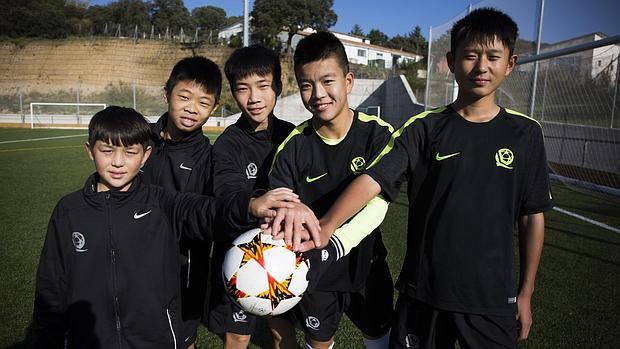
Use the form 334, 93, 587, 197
222, 228, 309, 316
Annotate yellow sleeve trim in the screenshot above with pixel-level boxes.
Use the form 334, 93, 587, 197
358, 111, 395, 133
269, 121, 309, 174
366, 106, 446, 170
332, 195, 389, 255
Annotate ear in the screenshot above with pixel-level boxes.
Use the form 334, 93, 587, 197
85, 142, 94, 161
273, 80, 283, 97
209, 102, 220, 116
141, 145, 152, 167
345, 71, 354, 94
505, 54, 517, 76
447, 51, 455, 73
163, 89, 169, 104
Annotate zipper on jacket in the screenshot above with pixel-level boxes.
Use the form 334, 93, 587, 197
186, 249, 191, 288
166, 308, 178, 349
106, 193, 123, 348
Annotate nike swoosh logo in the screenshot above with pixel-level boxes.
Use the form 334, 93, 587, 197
306, 173, 328, 183
435, 152, 460, 161
133, 210, 152, 219
179, 163, 192, 171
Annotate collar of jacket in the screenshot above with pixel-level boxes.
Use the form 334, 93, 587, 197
82, 173, 142, 209
237, 114, 275, 141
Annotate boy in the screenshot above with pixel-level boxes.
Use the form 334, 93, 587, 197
206, 45, 297, 348
295, 8, 553, 348
139, 56, 220, 348
268, 32, 394, 349
33, 107, 280, 348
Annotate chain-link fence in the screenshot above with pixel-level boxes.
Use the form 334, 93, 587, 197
425, 0, 620, 194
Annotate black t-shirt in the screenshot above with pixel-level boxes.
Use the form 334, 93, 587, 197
269, 110, 393, 291
366, 105, 554, 316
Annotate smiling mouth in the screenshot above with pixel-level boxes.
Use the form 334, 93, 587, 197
472, 79, 490, 86
313, 102, 331, 111
248, 107, 264, 115
180, 116, 197, 126
109, 171, 125, 179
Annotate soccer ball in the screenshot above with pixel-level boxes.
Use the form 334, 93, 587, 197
222, 228, 309, 316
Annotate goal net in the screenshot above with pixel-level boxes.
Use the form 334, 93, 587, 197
30, 102, 107, 129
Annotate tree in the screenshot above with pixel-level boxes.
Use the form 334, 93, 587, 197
251, 0, 337, 52
0, 0, 68, 38
107, 0, 151, 36
150, 0, 194, 35
192, 5, 227, 37
350, 24, 364, 37
367, 28, 388, 46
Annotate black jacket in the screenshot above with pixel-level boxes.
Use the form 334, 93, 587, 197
33, 174, 247, 348
141, 113, 212, 196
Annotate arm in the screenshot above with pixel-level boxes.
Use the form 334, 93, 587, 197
33, 208, 67, 348
517, 212, 545, 341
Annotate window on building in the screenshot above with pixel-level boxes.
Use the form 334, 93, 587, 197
357, 49, 366, 57
377, 53, 383, 58
598, 60, 602, 67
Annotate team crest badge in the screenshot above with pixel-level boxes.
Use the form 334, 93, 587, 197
350, 156, 366, 174
72, 232, 88, 252
246, 162, 257, 179
495, 148, 514, 169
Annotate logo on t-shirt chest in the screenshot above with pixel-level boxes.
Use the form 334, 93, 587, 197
246, 162, 258, 179
495, 148, 514, 170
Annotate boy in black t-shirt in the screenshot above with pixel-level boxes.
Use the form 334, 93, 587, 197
282, 8, 554, 349
269, 32, 394, 349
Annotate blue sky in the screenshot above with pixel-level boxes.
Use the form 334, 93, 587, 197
89, 0, 619, 43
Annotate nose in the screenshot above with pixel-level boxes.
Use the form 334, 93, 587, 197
312, 83, 326, 100
111, 151, 124, 167
475, 56, 489, 72
185, 99, 197, 114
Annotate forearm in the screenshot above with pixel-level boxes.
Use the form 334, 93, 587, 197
330, 195, 388, 256
518, 213, 545, 298
321, 174, 382, 230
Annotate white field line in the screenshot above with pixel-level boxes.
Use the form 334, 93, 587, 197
553, 207, 620, 235
0, 134, 87, 144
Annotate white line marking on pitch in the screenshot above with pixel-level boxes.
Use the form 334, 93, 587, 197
553, 206, 620, 235
0, 134, 87, 144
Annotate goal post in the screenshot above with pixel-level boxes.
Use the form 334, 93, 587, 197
30, 102, 107, 129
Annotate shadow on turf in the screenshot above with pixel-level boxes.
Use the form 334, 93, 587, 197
5, 322, 35, 349
546, 220, 620, 246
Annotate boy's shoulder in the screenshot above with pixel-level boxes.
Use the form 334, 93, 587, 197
356, 111, 394, 134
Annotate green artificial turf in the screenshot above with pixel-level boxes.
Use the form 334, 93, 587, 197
0, 129, 618, 348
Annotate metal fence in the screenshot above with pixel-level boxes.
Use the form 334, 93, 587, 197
425, 0, 620, 193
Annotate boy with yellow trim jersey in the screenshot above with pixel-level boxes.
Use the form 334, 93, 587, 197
307, 8, 554, 349
269, 32, 394, 349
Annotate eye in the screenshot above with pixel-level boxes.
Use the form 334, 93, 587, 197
324, 79, 335, 85
259, 84, 270, 89
300, 83, 312, 91
178, 95, 189, 101
488, 55, 501, 61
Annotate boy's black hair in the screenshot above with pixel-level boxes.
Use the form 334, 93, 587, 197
165, 56, 222, 102
294, 31, 349, 75
225, 44, 283, 96
451, 8, 519, 56
88, 106, 151, 149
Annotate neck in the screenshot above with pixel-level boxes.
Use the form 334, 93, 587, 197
248, 113, 272, 132
161, 123, 186, 141
451, 92, 500, 122
312, 108, 353, 140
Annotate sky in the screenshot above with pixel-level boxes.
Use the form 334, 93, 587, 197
88, 0, 620, 44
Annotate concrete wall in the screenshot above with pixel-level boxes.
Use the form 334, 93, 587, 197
543, 122, 620, 174
358, 75, 425, 127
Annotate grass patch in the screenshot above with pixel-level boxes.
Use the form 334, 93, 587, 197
0, 128, 618, 348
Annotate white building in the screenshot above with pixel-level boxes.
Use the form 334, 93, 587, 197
218, 22, 244, 42
219, 24, 423, 69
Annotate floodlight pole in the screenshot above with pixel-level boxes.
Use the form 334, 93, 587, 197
529, 0, 545, 118
243, 0, 249, 47
424, 26, 432, 110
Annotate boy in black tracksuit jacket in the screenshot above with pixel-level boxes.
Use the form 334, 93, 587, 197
139, 56, 222, 347
33, 107, 279, 348
206, 45, 296, 348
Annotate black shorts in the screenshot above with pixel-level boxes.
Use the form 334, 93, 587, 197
390, 294, 518, 349
206, 276, 260, 335
179, 239, 212, 347
286, 258, 393, 342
